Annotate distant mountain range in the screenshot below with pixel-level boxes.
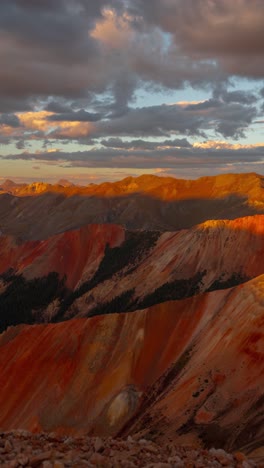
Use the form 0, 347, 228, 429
0, 172, 263, 464
0, 172, 264, 239
0, 178, 75, 195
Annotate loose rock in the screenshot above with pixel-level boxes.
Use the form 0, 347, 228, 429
0, 430, 257, 468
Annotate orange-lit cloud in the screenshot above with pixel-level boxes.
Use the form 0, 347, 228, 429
0, 124, 16, 136
0, 110, 96, 141
193, 140, 264, 150
175, 100, 206, 108
47, 148, 60, 153
18, 111, 53, 132
91, 8, 135, 49
52, 121, 95, 138
35, 148, 61, 155
12, 111, 95, 139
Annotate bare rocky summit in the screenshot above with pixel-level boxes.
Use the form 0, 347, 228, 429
0, 431, 257, 467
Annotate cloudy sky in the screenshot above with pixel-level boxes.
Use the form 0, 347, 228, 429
0, 0, 263, 184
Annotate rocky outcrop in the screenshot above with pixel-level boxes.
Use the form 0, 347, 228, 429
0, 275, 263, 458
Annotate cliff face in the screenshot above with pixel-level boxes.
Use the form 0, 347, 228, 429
1, 215, 264, 330
0, 275, 263, 456
0, 172, 264, 239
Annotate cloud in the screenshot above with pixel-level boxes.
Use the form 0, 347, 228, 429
100, 138, 192, 150
50, 122, 95, 139
47, 110, 102, 123
131, 0, 264, 78
218, 90, 258, 105
0, 0, 263, 180
0, 95, 258, 146
18, 111, 54, 132
0, 0, 238, 114
0, 0, 262, 122
193, 141, 264, 150
90, 8, 134, 49
94, 101, 257, 139
0, 111, 95, 140
3, 142, 264, 174
0, 96, 34, 113
0, 113, 21, 127
0, 0, 124, 103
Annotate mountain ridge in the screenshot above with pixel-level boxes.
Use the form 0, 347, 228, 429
1, 172, 264, 199
1, 172, 264, 240
1, 214, 264, 331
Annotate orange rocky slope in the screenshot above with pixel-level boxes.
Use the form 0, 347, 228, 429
1, 172, 264, 238
1, 172, 264, 202
0, 275, 263, 459
1, 215, 264, 331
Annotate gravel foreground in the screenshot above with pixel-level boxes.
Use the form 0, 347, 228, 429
0, 431, 259, 468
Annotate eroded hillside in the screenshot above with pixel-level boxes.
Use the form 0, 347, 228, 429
0, 275, 263, 459
1, 215, 264, 331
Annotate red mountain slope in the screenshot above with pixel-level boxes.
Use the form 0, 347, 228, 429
1, 215, 264, 330
0, 275, 263, 458
0, 224, 124, 290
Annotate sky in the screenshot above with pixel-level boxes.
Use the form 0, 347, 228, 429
0, 0, 263, 184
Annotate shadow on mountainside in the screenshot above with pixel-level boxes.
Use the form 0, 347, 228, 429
0, 191, 262, 240
0, 218, 261, 331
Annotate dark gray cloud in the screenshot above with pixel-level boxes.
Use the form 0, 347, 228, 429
0, 96, 34, 113
0, 113, 21, 127
100, 138, 192, 150
95, 105, 206, 138
3, 144, 264, 173
44, 101, 74, 114
130, 0, 264, 78
183, 100, 257, 138
47, 110, 102, 123
1, 0, 261, 115
212, 87, 258, 105
220, 90, 258, 105
184, 99, 221, 111
0, 0, 113, 47
0, 0, 124, 105
16, 140, 27, 149
93, 101, 257, 140
112, 83, 137, 117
